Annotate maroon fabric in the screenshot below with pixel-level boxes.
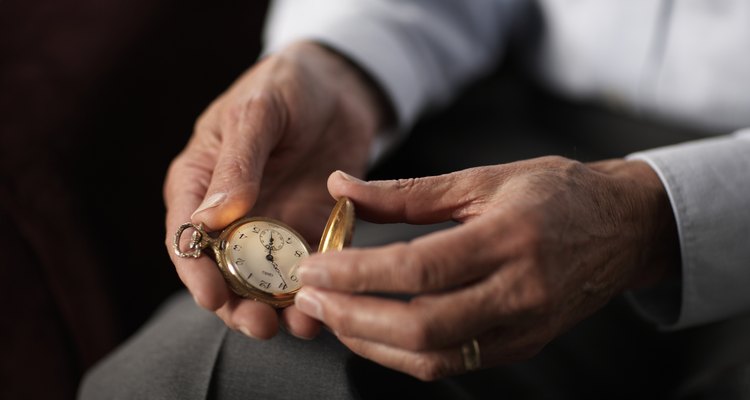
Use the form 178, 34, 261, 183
0, 1, 268, 398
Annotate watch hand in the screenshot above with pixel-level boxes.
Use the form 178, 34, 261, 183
271, 261, 288, 286
266, 235, 274, 261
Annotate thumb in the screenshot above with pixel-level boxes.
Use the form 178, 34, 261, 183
327, 169, 493, 224
191, 98, 281, 230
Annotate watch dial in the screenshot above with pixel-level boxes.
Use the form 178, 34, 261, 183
227, 220, 309, 294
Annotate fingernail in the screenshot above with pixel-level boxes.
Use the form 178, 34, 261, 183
337, 170, 365, 184
191, 192, 227, 219
291, 332, 316, 341
297, 263, 330, 287
278, 318, 315, 340
295, 290, 323, 320
239, 326, 258, 339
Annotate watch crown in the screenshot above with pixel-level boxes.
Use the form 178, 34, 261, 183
189, 230, 203, 250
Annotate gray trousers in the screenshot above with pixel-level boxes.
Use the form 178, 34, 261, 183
77, 289, 750, 400
78, 291, 354, 400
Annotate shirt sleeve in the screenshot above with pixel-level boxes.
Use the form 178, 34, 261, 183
626, 130, 750, 330
262, 0, 514, 131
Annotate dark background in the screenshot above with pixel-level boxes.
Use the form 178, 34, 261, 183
0, 1, 268, 398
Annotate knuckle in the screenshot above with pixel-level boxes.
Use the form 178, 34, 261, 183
193, 112, 214, 134
349, 255, 373, 292
412, 356, 449, 382
401, 313, 433, 351
534, 155, 576, 170
394, 177, 424, 204
402, 242, 455, 293
412, 263, 434, 292
223, 92, 285, 134
506, 271, 554, 318
515, 219, 543, 256
400, 244, 436, 291
538, 155, 569, 165
224, 102, 245, 128
537, 156, 585, 178
394, 176, 434, 197
524, 283, 553, 316
394, 177, 418, 191
390, 177, 442, 221
326, 304, 353, 336
559, 160, 587, 180
218, 154, 250, 181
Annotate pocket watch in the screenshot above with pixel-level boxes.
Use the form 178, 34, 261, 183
173, 197, 354, 308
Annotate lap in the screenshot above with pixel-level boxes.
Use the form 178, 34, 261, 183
79, 291, 477, 400
79, 291, 750, 400
78, 292, 226, 399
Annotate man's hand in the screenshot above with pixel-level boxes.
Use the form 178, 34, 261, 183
294, 158, 680, 380
164, 42, 385, 340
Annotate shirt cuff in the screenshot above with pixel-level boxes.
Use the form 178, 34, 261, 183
626, 130, 750, 330
262, 0, 428, 131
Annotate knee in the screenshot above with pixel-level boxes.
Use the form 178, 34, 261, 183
78, 292, 226, 399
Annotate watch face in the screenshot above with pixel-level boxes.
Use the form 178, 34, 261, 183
224, 218, 310, 295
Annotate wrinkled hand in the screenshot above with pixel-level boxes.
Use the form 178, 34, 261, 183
294, 157, 679, 380
164, 42, 384, 340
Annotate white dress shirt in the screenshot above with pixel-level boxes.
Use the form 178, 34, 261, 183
263, 0, 750, 329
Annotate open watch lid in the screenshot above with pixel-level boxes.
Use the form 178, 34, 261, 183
318, 197, 355, 253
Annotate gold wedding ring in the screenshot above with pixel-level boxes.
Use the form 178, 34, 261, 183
461, 338, 481, 372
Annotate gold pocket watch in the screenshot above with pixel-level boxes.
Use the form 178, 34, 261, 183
173, 197, 354, 308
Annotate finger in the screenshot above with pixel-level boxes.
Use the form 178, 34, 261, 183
165, 154, 231, 310
297, 218, 511, 293
338, 326, 546, 381
216, 297, 280, 340
327, 167, 511, 224
294, 284, 500, 351
280, 305, 323, 340
192, 94, 285, 230
338, 335, 463, 381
